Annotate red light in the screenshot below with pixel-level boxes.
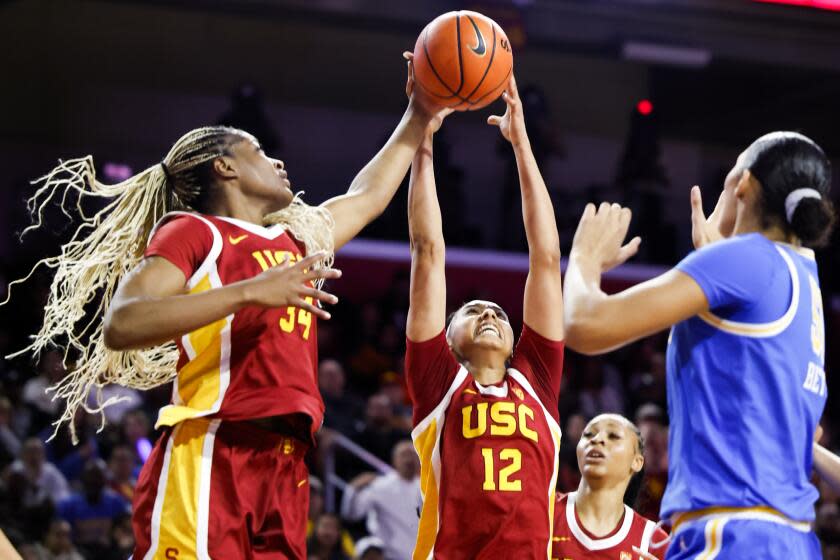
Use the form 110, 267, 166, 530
755, 0, 840, 11
636, 99, 654, 116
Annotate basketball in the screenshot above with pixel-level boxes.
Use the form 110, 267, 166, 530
412, 11, 513, 111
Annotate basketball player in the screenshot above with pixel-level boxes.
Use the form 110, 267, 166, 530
563, 132, 834, 558
406, 75, 565, 559
552, 414, 668, 560
10, 59, 443, 559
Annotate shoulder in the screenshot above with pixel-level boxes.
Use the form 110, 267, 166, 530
679, 233, 776, 269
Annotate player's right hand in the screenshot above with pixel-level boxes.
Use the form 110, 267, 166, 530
404, 51, 452, 133
239, 251, 341, 320
571, 202, 641, 273
690, 185, 736, 249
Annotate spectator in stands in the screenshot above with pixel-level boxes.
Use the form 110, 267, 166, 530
22, 350, 65, 434
351, 394, 410, 466
0, 397, 22, 470
577, 356, 625, 418
633, 403, 669, 519
319, 360, 362, 436
57, 459, 130, 557
340, 440, 421, 560
33, 518, 83, 560
307, 477, 355, 558
306, 513, 351, 560
353, 536, 386, 560
8, 438, 69, 508
107, 445, 137, 503
557, 413, 586, 492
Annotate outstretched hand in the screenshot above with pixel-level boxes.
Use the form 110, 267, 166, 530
690, 185, 736, 250
571, 203, 641, 273
487, 76, 527, 145
403, 51, 452, 133
241, 251, 341, 320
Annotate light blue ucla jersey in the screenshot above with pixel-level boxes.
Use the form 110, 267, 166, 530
663, 233, 827, 522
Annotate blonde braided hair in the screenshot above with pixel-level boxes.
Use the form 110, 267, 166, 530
6, 126, 334, 443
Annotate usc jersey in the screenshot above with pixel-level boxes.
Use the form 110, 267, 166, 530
144, 212, 323, 436
551, 492, 668, 560
406, 326, 564, 559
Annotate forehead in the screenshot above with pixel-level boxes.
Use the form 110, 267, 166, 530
585, 414, 631, 432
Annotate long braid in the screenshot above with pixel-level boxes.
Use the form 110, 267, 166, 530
4, 126, 272, 443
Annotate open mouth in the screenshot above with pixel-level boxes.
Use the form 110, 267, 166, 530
585, 449, 606, 461
475, 323, 501, 339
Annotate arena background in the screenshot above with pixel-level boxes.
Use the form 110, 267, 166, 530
1, 1, 839, 558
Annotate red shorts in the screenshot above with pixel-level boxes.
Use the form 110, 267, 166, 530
132, 417, 310, 559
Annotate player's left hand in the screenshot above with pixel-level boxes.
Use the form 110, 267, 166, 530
571, 202, 641, 273
487, 76, 527, 145
632, 546, 659, 560
403, 51, 450, 128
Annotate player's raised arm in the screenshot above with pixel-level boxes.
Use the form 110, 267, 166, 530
563, 203, 708, 354
323, 54, 440, 250
406, 106, 451, 342
488, 77, 563, 340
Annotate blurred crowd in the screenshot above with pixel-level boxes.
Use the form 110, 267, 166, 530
1, 258, 839, 560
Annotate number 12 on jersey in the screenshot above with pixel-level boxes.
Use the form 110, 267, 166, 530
481, 448, 522, 492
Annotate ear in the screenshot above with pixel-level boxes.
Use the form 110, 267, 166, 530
734, 169, 759, 200
631, 452, 644, 475
212, 155, 238, 180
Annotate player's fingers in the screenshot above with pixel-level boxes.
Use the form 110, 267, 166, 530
296, 251, 328, 271
508, 75, 518, 96
403, 51, 414, 61
293, 297, 332, 320
690, 185, 706, 224
619, 236, 642, 262
487, 115, 502, 126
304, 267, 342, 281
300, 286, 339, 306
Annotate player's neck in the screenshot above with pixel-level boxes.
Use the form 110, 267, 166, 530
734, 212, 796, 244
209, 189, 276, 225
574, 482, 626, 537
465, 361, 507, 386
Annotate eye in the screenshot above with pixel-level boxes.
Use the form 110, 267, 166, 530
609, 432, 621, 439
582, 431, 593, 438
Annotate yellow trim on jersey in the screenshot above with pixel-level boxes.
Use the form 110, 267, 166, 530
413, 419, 440, 560
145, 418, 218, 560
696, 245, 799, 338
157, 275, 230, 428
696, 518, 726, 560
671, 505, 811, 534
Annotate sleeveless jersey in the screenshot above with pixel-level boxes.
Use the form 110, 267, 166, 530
664, 233, 827, 521
551, 492, 668, 560
143, 212, 323, 436
406, 326, 564, 559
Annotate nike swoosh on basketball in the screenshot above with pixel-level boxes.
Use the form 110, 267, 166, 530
466, 16, 486, 56
228, 234, 248, 245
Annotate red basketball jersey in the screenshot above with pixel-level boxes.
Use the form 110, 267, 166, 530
144, 212, 323, 436
406, 326, 564, 559
551, 492, 669, 560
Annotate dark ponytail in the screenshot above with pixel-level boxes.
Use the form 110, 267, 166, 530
743, 132, 835, 248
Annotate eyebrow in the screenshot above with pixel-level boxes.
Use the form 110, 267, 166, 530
464, 304, 507, 317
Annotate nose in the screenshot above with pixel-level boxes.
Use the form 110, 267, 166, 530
272, 159, 285, 171
590, 431, 606, 445
479, 307, 497, 321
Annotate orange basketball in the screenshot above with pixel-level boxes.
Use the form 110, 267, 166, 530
412, 11, 513, 111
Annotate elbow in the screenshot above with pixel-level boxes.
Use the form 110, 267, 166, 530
103, 307, 132, 351
563, 310, 606, 356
